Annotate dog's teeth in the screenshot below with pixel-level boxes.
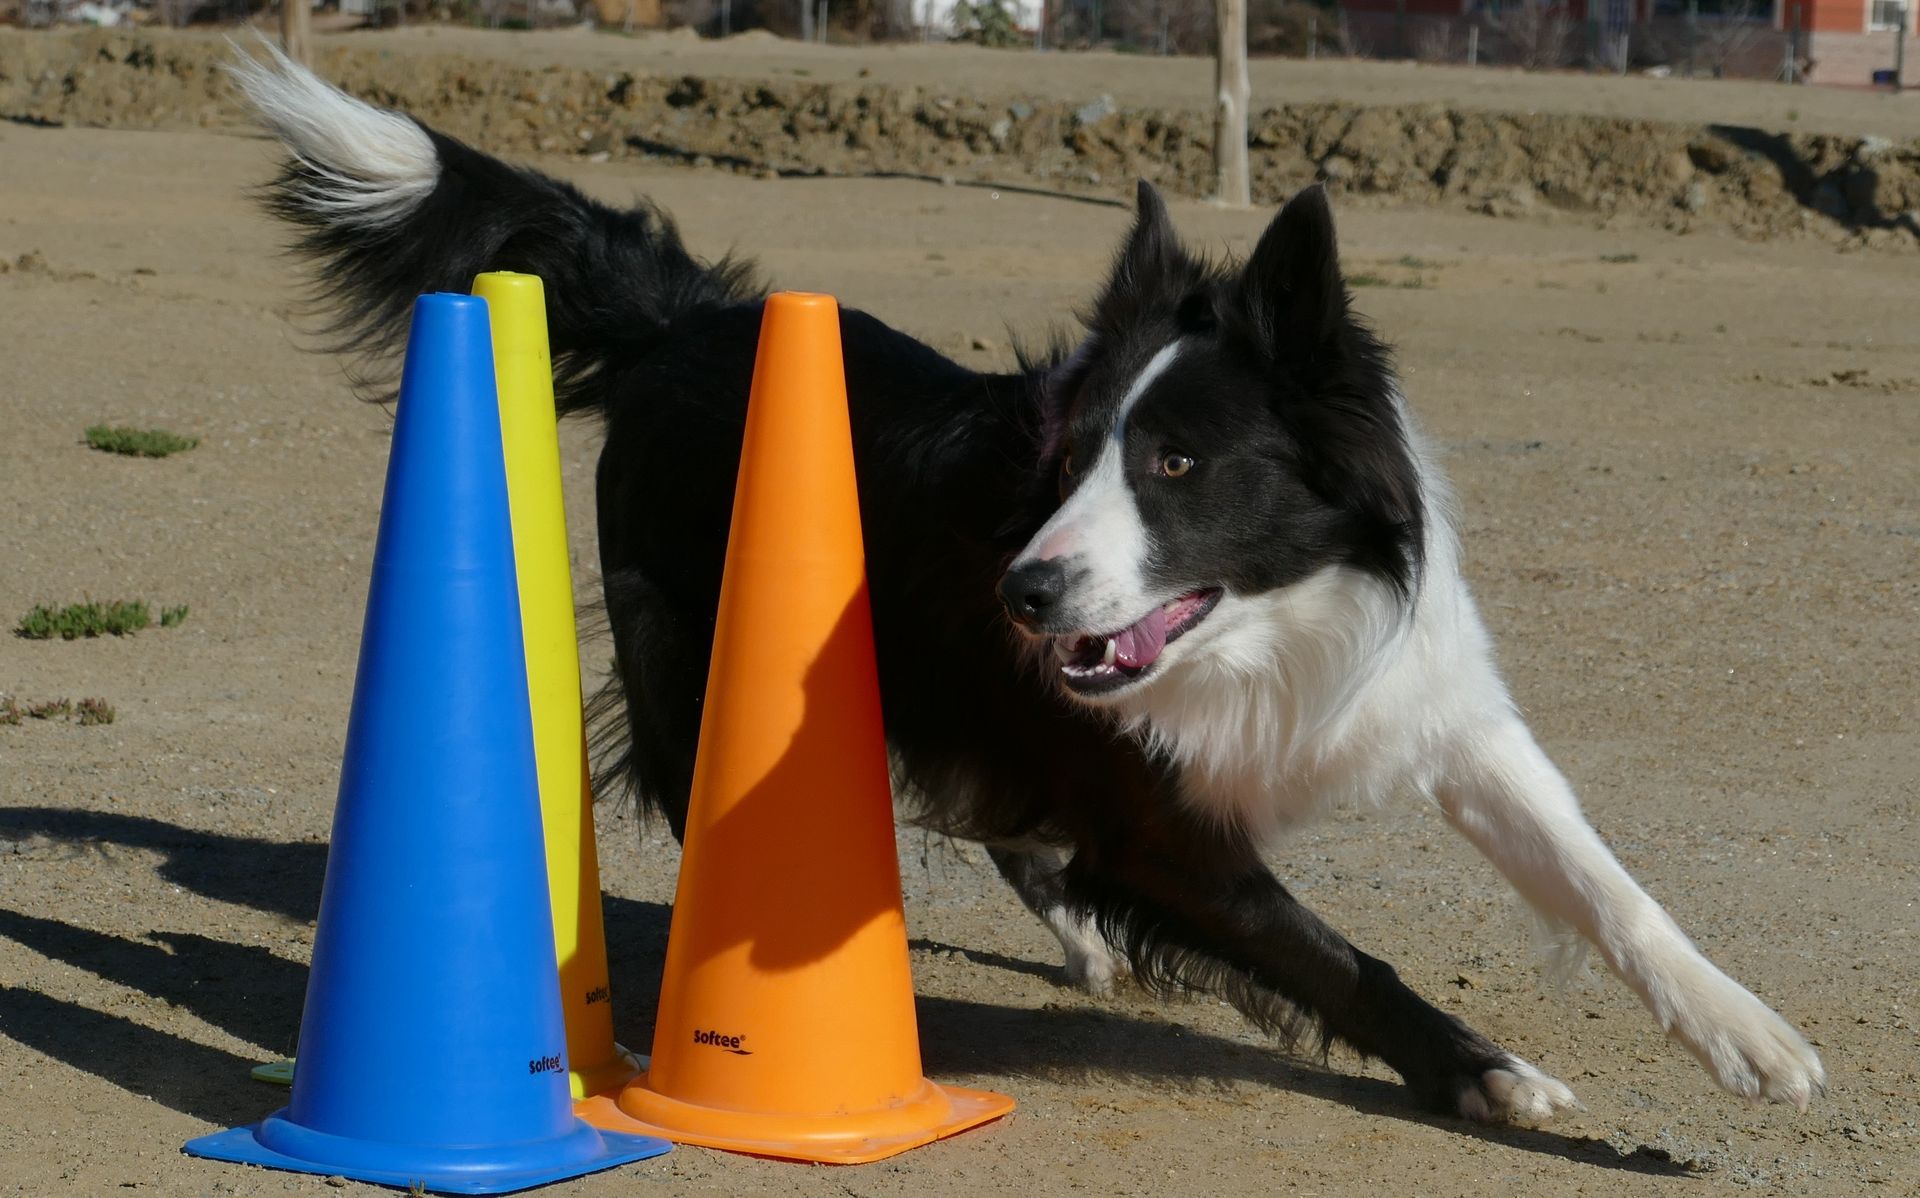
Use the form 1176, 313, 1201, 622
1102, 638, 1117, 667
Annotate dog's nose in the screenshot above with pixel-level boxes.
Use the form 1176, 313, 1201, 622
999, 559, 1068, 625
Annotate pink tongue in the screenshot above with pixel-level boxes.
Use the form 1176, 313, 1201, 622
1111, 605, 1168, 670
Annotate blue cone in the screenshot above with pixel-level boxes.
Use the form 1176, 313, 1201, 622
184, 294, 669, 1194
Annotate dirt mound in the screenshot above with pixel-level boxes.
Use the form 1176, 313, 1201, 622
4, 28, 1916, 249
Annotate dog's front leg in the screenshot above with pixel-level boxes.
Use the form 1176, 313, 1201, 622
986, 845, 1127, 995
1436, 717, 1824, 1109
1069, 839, 1579, 1122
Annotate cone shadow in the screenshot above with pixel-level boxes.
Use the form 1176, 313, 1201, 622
0, 807, 324, 923
0, 909, 305, 1059
0, 984, 262, 1125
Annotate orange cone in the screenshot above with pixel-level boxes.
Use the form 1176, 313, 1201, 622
575, 292, 1013, 1163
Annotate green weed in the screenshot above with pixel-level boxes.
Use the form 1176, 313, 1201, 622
15, 600, 152, 639
84, 425, 200, 458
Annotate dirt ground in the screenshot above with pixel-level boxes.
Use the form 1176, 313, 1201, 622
2, 28, 1918, 1198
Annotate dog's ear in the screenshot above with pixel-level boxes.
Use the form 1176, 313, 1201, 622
1110, 179, 1180, 292
1237, 184, 1345, 354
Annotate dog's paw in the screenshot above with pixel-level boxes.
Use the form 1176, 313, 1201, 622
1455, 1056, 1581, 1125
1062, 938, 1127, 996
1663, 970, 1825, 1112
1042, 903, 1127, 996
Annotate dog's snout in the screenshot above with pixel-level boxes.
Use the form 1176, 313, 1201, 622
1000, 559, 1068, 625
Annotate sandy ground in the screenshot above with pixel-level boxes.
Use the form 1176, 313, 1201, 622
2, 39, 1918, 1198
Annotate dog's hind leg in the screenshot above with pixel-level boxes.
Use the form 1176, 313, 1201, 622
987, 845, 1126, 995
1436, 716, 1824, 1110
1069, 829, 1580, 1123
595, 566, 706, 842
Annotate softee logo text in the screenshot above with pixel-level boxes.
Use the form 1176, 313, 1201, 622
692, 1029, 752, 1055
527, 1054, 563, 1075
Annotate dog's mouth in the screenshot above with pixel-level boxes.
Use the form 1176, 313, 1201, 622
1049, 588, 1222, 695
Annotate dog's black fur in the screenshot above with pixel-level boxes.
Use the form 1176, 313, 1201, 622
263, 122, 1541, 1116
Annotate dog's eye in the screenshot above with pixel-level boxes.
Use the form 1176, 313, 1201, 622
1159, 453, 1194, 478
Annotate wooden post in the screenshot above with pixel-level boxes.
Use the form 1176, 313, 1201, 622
1213, 0, 1250, 207
1895, 3, 1908, 94
280, 0, 310, 67
1467, 22, 1478, 66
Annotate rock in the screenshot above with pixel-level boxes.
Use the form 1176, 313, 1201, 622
1682, 181, 1709, 213
1687, 137, 1733, 175
988, 116, 1012, 147
1009, 100, 1034, 121
1855, 135, 1893, 163
1073, 94, 1115, 128
970, 336, 993, 351
581, 129, 613, 155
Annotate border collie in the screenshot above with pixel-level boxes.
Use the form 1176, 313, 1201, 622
233, 46, 1823, 1123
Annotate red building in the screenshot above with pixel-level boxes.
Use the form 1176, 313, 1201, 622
1791, 0, 1918, 87
1335, 0, 1916, 86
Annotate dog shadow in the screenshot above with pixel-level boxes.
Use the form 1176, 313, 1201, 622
2, 805, 1688, 1176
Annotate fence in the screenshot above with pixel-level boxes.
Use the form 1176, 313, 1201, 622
1329, 10, 1802, 79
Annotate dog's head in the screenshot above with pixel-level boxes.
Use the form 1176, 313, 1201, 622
1000, 182, 1424, 703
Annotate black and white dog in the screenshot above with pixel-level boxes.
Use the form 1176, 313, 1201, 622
234, 47, 1823, 1123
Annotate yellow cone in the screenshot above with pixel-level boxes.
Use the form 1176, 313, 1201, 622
474, 270, 639, 1100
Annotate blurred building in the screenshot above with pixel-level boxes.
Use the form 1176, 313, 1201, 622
1333, 0, 1915, 85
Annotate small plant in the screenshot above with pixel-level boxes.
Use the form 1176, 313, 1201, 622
1396, 255, 1435, 270
84, 425, 200, 458
951, 0, 1023, 47
160, 605, 190, 628
16, 600, 153, 640
1599, 252, 1640, 264
0, 696, 114, 727
1348, 272, 1389, 288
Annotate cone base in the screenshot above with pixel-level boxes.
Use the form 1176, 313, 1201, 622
184, 1110, 669, 1195
575, 1076, 1014, 1165
250, 1059, 294, 1086
570, 1044, 643, 1100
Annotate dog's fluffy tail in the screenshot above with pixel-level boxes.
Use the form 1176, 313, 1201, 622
229, 39, 759, 411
